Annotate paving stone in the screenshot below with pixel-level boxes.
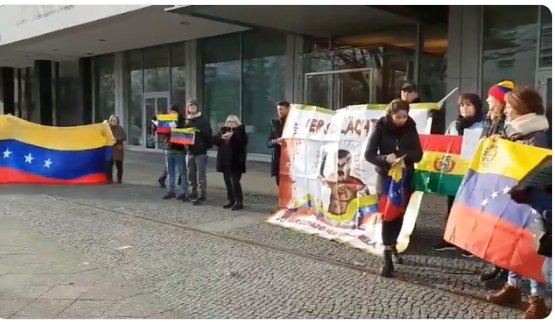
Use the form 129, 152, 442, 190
0, 298, 30, 317
10, 299, 73, 318
39, 285, 91, 300
56, 299, 116, 318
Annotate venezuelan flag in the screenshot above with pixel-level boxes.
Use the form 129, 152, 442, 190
378, 160, 409, 222
445, 137, 552, 283
170, 128, 195, 145
155, 114, 177, 134
0, 115, 114, 184
413, 135, 469, 196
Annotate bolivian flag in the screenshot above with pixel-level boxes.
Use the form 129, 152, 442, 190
413, 135, 468, 196
0, 115, 114, 184
445, 137, 552, 282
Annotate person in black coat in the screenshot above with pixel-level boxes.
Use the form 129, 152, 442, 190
364, 99, 423, 278
268, 101, 290, 186
213, 115, 248, 211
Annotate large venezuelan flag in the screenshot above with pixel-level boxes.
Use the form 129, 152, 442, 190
445, 137, 552, 283
0, 115, 114, 184
413, 135, 468, 196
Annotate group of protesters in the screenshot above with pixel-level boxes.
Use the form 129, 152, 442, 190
103, 80, 551, 319
360, 81, 551, 319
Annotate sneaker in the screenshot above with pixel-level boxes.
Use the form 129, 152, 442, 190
432, 241, 457, 251
223, 201, 234, 209
480, 266, 501, 282
177, 194, 187, 201
162, 193, 175, 200
231, 203, 243, 211
192, 197, 205, 206
187, 194, 198, 202
158, 177, 166, 188
461, 251, 475, 258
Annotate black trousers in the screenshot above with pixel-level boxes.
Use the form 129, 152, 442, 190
223, 170, 243, 203
107, 160, 123, 182
443, 196, 456, 229
382, 215, 405, 247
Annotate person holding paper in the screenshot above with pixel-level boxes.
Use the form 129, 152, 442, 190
433, 93, 483, 254
213, 115, 248, 211
364, 99, 423, 278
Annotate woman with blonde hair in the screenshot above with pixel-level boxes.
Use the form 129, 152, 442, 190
107, 115, 127, 184
213, 115, 248, 211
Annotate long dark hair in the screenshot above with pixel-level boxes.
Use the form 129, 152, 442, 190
458, 93, 483, 121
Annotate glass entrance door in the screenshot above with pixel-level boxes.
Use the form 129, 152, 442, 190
143, 92, 170, 149
536, 70, 552, 147
304, 68, 378, 110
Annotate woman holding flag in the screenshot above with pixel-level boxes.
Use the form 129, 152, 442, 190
365, 99, 423, 278
485, 87, 550, 319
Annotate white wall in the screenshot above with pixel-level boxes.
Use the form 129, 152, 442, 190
0, 5, 148, 46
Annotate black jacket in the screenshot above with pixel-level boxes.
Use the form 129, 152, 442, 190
162, 114, 186, 151
213, 124, 248, 173
267, 118, 285, 177
184, 114, 213, 155
364, 116, 423, 179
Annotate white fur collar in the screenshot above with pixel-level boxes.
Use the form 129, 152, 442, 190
506, 113, 550, 136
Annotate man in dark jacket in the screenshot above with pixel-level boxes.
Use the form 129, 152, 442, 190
268, 101, 290, 186
162, 105, 188, 200
400, 82, 421, 104
184, 100, 213, 205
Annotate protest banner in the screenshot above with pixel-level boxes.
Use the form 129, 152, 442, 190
267, 103, 438, 256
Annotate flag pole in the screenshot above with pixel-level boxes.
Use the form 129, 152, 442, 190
436, 87, 459, 108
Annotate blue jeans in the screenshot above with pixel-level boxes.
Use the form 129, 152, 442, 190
543, 258, 552, 296
508, 271, 546, 297
165, 150, 187, 195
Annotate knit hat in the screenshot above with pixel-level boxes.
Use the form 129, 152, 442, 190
488, 80, 515, 104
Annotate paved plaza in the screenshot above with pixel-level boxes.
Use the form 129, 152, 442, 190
0, 151, 536, 318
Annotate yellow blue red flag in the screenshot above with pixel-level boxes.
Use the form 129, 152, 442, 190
378, 159, 409, 222
445, 137, 552, 282
0, 115, 114, 184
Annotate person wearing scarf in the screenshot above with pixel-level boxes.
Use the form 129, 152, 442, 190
106, 115, 127, 184
486, 87, 550, 319
433, 93, 484, 253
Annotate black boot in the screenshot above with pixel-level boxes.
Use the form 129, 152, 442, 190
380, 249, 394, 278
392, 245, 403, 265
480, 266, 501, 282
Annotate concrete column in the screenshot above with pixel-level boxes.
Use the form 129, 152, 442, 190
33, 60, 53, 125
185, 39, 202, 106
79, 57, 93, 124
445, 5, 483, 125
114, 52, 126, 121
0, 67, 15, 115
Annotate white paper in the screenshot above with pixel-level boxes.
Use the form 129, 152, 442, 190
461, 128, 482, 160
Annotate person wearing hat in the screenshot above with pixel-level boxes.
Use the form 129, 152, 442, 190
477, 80, 515, 283
400, 82, 421, 104
481, 80, 515, 138
162, 104, 188, 200
184, 99, 213, 205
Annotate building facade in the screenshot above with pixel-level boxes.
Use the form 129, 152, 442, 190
0, 5, 551, 160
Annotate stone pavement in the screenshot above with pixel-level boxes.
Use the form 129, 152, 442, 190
0, 151, 540, 318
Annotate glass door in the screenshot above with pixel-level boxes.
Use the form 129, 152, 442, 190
304, 68, 378, 110
536, 70, 552, 147
143, 92, 170, 149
